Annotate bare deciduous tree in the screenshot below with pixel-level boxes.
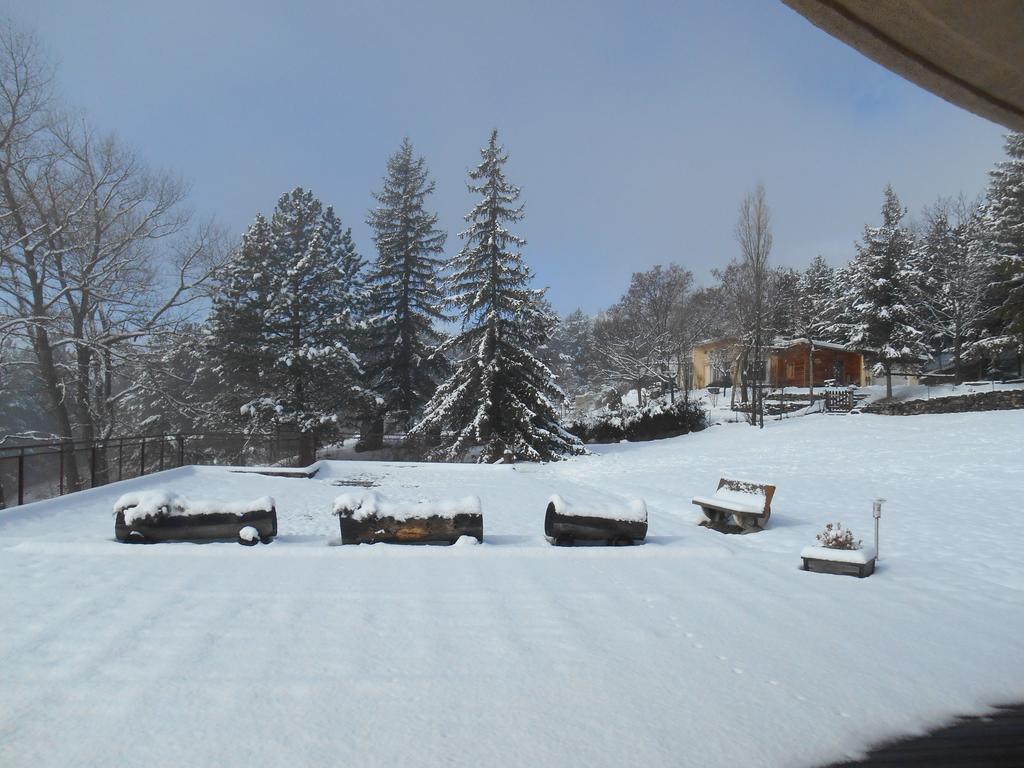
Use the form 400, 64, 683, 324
0, 19, 226, 487
593, 265, 692, 406
734, 184, 773, 427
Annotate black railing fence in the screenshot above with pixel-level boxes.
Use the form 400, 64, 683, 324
0, 429, 451, 509
0, 431, 314, 509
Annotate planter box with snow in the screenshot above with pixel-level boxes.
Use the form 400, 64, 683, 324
800, 545, 876, 578
544, 494, 647, 546
334, 493, 483, 545
114, 491, 277, 545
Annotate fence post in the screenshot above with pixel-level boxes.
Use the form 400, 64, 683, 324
140, 438, 146, 477
177, 434, 184, 467
90, 444, 98, 488
118, 439, 123, 481
59, 447, 65, 496
159, 435, 165, 471
18, 450, 25, 506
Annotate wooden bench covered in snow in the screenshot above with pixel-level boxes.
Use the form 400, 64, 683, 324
691, 478, 775, 532
334, 493, 483, 545
114, 492, 277, 545
544, 495, 647, 546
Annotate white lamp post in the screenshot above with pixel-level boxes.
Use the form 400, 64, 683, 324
873, 498, 885, 560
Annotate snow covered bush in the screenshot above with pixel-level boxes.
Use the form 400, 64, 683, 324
815, 522, 861, 550
566, 397, 706, 444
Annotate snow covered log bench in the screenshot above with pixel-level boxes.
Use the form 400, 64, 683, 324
544, 495, 647, 546
114, 492, 277, 545
334, 493, 483, 545
691, 478, 775, 532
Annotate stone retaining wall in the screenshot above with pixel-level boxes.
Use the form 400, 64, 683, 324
864, 389, 1024, 415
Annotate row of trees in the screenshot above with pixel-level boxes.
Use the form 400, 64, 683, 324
0, 20, 579, 472
192, 132, 581, 463
547, 133, 1024, 417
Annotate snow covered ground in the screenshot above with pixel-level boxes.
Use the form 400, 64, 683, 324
2, 410, 1023, 767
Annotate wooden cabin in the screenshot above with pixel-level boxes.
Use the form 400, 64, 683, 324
769, 339, 866, 388
691, 338, 866, 390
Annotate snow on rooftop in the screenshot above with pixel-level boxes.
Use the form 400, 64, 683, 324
2, 410, 1024, 767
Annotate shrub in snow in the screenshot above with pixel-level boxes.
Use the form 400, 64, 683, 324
815, 522, 861, 550
566, 397, 706, 444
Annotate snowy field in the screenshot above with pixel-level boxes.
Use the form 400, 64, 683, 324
2, 411, 1024, 767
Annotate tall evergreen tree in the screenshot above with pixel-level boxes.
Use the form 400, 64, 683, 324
798, 255, 836, 339
365, 139, 449, 429
411, 130, 583, 462
205, 188, 366, 463
911, 200, 991, 381
549, 308, 600, 401
840, 185, 929, 397
982, 132, 1024, 371
794, 255, 837, 392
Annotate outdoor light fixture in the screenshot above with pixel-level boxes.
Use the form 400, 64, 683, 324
873, 498, 884, 560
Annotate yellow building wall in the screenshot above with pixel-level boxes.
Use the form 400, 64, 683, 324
692, 346, 711, 389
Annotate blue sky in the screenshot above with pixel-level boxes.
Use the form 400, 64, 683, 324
6, 0, 1007, 314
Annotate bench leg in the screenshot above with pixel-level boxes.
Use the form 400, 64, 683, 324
736, 514, 764, 532
700, 507, 724, 525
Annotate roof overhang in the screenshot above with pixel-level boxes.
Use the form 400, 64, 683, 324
782, 0, 1024, 132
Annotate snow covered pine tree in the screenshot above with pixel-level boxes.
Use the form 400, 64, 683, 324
983, 132, 1024, 365
410, 130, 584, 462
794, 255, 838, 394
841, 185, 929, 398
204, 188, 366, 464
365, 139, 449, 431
912, 201, 991, 381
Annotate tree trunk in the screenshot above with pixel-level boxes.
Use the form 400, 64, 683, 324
808, 345, 815, 397
953, 337, 963, 384
30, 325, 82, 491
885, 364, 893, 399
298, 431, 316, 467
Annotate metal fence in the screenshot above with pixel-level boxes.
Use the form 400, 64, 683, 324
0, 432, 307, 509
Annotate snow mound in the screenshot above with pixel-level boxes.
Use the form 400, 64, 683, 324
333, 492, 482, 522
547, 494, 647, 522
113, 491, 275, 525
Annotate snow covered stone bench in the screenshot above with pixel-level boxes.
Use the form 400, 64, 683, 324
544, 495, 648, 546
691, 478, 775, 532
334, 492, 483, 545
114, 492, 277, 545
